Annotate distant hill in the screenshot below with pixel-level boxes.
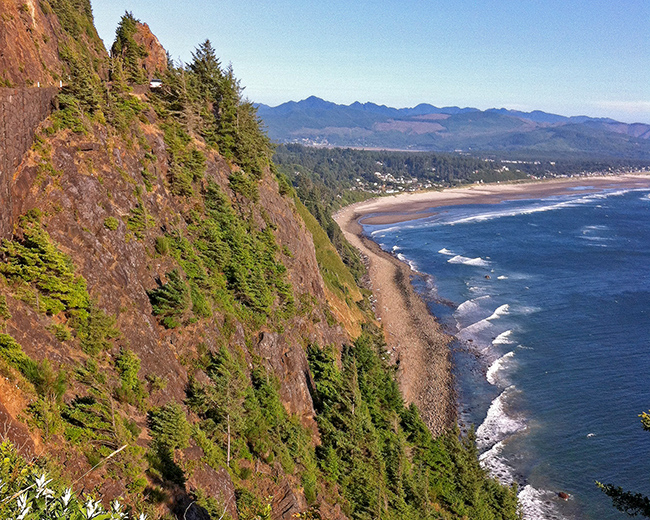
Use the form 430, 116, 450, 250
257, 97, 650, 159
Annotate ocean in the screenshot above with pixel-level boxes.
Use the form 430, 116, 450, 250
363, 187, 650, 520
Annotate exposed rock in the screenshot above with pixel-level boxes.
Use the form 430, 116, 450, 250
272, 480, 306, 520
132, 21, 168, 80
0, 0, 63, 86
185, 457, 238, 519
0, 0, 106, 87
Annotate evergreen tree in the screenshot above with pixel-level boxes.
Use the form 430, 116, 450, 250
111, 11, 148, 84
189, 39, 223, 101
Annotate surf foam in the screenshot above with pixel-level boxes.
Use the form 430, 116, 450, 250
448, 255, 490, 267
486, 351, 515, 385
487, 304, 510, 321
493, 330, 514, 345
476, 386, 525, 451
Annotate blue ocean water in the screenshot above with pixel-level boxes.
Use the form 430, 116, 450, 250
363, 188, 650, 520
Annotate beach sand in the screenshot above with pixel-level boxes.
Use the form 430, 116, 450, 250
334, 174, 650, 434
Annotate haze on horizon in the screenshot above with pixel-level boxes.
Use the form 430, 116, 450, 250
91, 0, 650, 125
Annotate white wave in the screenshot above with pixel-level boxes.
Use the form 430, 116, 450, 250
396, 253, 419, 272
438, 247, 455, 255
476, 386, 525, 450
478, 441, 515, 484
513, 305, 540, 315
486, 304, 510, 320
486, 351, 515, 385
479, 441, 569, 520
455, 295, 491, 317
440, 189, 634, 226
493, 330, 514, 345
497, 275, 508, 280
392, 245, 401, 251
458, 319, 493, 338
448, 255, 490, 267
518, 485, 567, 520
580, 235, 611, 241
457, 303, 509, 342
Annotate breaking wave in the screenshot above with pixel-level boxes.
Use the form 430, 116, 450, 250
487, 304, 510, 321
493, 330, 514, 345
476, 386, 525, 451
486, 351, 515, 385
448, 255, 490, 267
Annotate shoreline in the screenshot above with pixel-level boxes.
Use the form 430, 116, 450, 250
342, 173, 650, 225
334, 173, 650, 434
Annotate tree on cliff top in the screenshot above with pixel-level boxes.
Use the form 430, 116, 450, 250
111, 11, 148, 84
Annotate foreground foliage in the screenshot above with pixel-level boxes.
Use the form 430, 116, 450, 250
0, 441, 142, 520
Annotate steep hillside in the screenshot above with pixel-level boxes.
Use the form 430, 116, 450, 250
0, 0, 106, 87
0, 6, 520, 520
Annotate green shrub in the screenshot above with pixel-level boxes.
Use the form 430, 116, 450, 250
0, 333, 39, 380
155, 235, 171, 255
126, 203, 155, 239
47, 322, 72, 341
114, 347, 146, 406
0, 294, 11, 323
104, 216, 119, 230
0, 217, 89, 316
74, 301, 119, 355
147, 269, 190, 328
148, 403, 191, 451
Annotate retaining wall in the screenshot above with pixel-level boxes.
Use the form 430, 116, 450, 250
0, 87, 58, 238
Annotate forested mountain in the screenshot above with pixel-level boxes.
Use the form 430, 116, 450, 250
0, 1, 520, 519
257, 97, 650, 159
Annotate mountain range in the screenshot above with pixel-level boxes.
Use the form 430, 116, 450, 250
257, 96, 650, 159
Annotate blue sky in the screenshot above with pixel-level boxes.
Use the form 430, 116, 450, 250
92, 0, 650, 123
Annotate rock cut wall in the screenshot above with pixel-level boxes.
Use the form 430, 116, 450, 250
0, 87, 58, 238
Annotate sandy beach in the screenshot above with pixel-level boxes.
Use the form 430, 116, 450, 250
334, 174, 650, 434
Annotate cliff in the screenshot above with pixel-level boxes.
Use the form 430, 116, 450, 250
0, 5, 520, 520
0, 6, 351, 518
0, 0, 106, 87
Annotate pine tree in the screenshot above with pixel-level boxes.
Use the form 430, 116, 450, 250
189, 39, 223, 101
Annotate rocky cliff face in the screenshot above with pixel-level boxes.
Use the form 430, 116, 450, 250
0, 8, 351, 519
132, 21, 168, 80
0, 0, 63, 86
0, 0, 106, 87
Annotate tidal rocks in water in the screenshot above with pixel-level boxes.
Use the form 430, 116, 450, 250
558, 492, 570, 500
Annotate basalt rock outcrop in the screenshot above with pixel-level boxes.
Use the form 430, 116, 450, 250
132, 21, 168, 80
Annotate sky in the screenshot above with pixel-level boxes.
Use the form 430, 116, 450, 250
91, 0, 650, 124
